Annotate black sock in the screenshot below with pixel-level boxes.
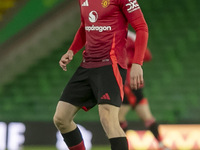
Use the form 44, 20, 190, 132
148, 122, 160, 141
109, 137, 128, 150
61, 127, 83, 147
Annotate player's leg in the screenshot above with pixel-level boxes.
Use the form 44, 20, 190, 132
99, 104, 126, 138
135, 100, 170, 150
99, 104, 128, 150
53, 102, 85, 150
119, 85, 137, 131
119, 104, 131, 131
91, 65, 128, 150
53, 66, 94, 150
133, 88, 161, 139
134, 99, 154, 121
131, 88, 159, 139
54, 101, 79, 133
133, 86, 170, 150
135, 100, 157, 132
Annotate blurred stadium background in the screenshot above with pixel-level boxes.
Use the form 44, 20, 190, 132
0, 0, 200, 150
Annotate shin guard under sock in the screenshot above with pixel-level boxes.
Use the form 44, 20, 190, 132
109, 137, 128, 150
62, 127, 85, 150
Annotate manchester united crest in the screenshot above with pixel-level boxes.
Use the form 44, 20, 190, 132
101, 0, 110, 8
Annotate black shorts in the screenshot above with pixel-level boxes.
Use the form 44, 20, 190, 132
123, 85, 145, 108
60, 64, 126, 111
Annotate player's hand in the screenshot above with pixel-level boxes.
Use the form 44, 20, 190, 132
59, 50, 74, 71
130, 63, 144, 90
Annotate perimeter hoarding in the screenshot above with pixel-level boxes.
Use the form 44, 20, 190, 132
0, 122, 200, 150
127, 125, 200, 150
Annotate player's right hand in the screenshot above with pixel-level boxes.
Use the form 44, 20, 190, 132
59, 50, 74, 71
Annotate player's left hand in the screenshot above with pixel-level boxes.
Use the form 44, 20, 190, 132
130, 63, 144, 90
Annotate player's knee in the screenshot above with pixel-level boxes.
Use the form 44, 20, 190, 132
53, 114, 68, 130
53, 114, 61, 128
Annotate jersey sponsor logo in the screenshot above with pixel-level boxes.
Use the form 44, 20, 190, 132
89, 11, 98, 23
82, 0, 89, 6
101, 0, 110, 8
101, 93, 110, 100
126, 0, 140, 13
85, 25, 112, 32
87, 11, 112, 32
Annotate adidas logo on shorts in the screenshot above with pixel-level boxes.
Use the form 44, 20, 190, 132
101, 93, 110, 100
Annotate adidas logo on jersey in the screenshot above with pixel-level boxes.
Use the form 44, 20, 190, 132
82, 0, 89, 6
101, 93, 110, 100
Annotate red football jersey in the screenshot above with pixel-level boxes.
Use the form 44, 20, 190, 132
69, 0, 148, 68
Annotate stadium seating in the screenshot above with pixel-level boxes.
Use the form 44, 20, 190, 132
0, 0, 200, 123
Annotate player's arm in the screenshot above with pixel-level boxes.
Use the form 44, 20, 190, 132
59, 22, 86, 71
130, 16, 148, 89
59, 7, 86, 71
143, 48, 152, 62
128, 31, 152, 62
120, 0, 148, 89
130, 16, 148, 65
69, 1, 86, 55
68, 21, 86, 55
60, 22, 86, 71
